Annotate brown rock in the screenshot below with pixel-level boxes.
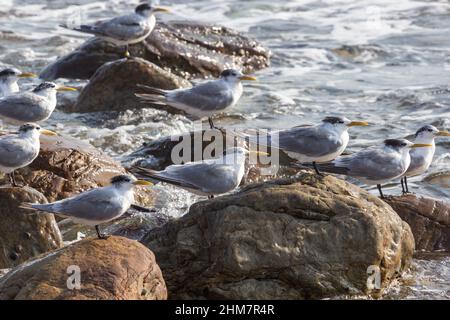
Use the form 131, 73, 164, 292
385, 194, 450, 252
1, 134, 154, 207
68, 57, 191, 113
0, 236, 167, 300
40, 21, 270, 81
0, 186, 62, 269
142, 173, 414, 299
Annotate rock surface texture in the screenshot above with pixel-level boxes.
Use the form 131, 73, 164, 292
0, 236, 167, 300
0, 186, 62, 269
69, 58, 191, 113
40, 21, 271, 81
142, 173, 415, 299
385, 194, 450, 252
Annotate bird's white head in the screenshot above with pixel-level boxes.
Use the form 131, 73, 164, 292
0, 68, 36, 96
110, 174, 152, 191
18, 123, 57, 139
321, 116, 369, 133
135, 3, 170, 17
414, 125, 450, 143
220, 69, 257, 84
32, 82, 77, 97
383, 138, 432, 155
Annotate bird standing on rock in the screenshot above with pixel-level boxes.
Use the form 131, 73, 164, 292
61, 3, 169, 58
0, 68, 36, 97
0, 82, 77, 125
0, 123, 56, 187
241, 116, 369, 174
400, 125, 450, 194
21, 175, 153, 239
309, 139, 432, 198
132, 147, 267, 198
136, 69, 257, 129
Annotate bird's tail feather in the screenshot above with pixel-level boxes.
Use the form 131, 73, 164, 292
59, 23, 99, 35
136, 84, 168, 96
19, 202, 54, 214
302, 162, 350, 175
135, 93, 167, 105
130, 166, 159, 179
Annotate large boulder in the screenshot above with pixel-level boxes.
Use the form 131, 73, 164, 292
141, 173, 415, 299
0, 134, 154, 207
385, 194, 450, 252
40, 21, 271, 81
0, 236, 167, 300
0, 186, 63, 269
67, 58, 191, 113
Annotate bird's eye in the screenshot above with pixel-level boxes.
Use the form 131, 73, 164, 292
428, 129, 433, 132
338, 121, 344, 124
37, 127, 41, 130
401, 143, 406, 146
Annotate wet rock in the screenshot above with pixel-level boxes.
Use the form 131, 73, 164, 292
68, 57, 191, 113
0, 186, 63, 269
141, 173, 414, 299
385, 194, 450, 252
0, 134, 154, 206
40, 21, 271, 81
0, 236, 167, 300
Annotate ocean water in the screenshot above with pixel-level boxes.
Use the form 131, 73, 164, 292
0, 0, 449, 299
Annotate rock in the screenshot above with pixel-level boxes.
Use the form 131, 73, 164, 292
384, 194, 450, 252
0, 186, 63, 269
141, 173, 415, 299
68, 58, 191, 113
40, 21, 271, 81
0, 134, 154, 206
0, 236, 167, 300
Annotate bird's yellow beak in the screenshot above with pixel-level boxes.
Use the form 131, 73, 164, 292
239, 75, 257, 81
436, 131, 450, 136
57, 86, 77, 92
411, 143, 433, 148
40, 129, 57, 136
153, 7, 170, 13
347, 121, 369, 127
18, 72, 37, 78
133, 180, 153, 186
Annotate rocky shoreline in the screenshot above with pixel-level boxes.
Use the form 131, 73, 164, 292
1, 132, 449, 299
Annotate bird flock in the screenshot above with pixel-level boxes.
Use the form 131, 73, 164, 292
1, 3, 449, 239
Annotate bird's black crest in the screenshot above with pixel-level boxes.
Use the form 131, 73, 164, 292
135, 3, 152, 13
0, 68, 19, 77
33, 82, 56, 92
322, 116, 345, 124
19, 123, 40, 132
415, 125, 437, 137
384, 139, 408, 148
220, 69, 238, 77
111, 175, 133, 184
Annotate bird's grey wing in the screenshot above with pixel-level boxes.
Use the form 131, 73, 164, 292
168, 81, 234, 111
158, 162, 237, 192
95, 14, 150, 40
0, 136, 36, 167
35, 189, 123, 221
0, 93, 46, 122
336, 149, 404, 180
246, 127, 340, 157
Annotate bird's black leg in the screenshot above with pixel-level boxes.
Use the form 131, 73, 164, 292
312, 162, 323, 176
208, 195, 214, 199
95, 225, 109, 240
208, 117, 218, 130
8, 171, 20, 187
377, 184, 385, 199
401, 177, 406, 194
404, 176, 410, 194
